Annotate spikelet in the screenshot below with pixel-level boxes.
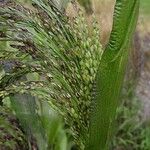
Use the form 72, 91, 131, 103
0, 2, 103, 149
59, 11, 103, 147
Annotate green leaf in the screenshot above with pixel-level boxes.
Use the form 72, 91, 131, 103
87, 0, 140, 150
10, 94, 47, 150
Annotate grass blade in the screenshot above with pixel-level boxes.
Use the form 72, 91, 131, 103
87, 0, 140, 149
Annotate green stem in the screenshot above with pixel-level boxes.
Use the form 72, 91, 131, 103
86, 0, 139, 150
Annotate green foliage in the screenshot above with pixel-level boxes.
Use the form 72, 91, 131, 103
112, 93, 150, 150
